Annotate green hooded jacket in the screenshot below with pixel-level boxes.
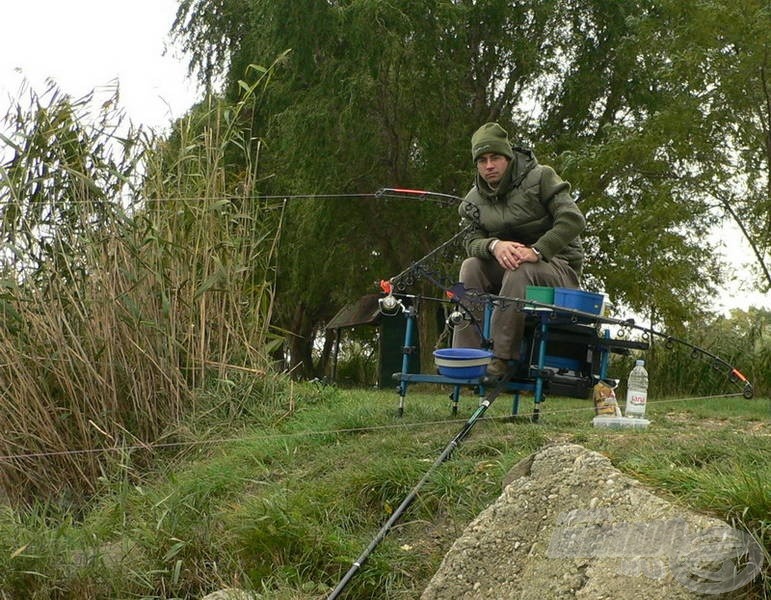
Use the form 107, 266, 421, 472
458, 147, 586, 276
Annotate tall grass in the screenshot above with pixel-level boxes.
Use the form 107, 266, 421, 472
0, 72, 281, 506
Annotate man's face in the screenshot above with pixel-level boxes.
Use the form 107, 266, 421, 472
476, 153, 510, 186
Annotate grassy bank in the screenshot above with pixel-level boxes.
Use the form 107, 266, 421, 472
0, 379, 768, 599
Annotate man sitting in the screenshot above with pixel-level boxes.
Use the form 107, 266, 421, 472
452, 122, 586, 378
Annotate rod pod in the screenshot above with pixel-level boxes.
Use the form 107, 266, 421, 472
327, 376, 510, 599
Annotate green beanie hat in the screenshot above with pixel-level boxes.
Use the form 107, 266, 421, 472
471, 122, 514, 162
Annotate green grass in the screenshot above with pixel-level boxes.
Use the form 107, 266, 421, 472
0, 380, 768, 599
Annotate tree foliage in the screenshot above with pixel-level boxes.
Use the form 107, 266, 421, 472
170, 0, 771, 376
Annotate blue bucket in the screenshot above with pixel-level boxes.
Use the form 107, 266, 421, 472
433, 348, 493, 379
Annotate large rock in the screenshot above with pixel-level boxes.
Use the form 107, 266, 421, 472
421, 443, 762, 599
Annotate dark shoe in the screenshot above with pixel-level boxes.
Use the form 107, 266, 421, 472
486, 358, 510, 380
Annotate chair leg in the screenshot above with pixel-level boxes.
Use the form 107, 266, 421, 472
450, 387, 461, 416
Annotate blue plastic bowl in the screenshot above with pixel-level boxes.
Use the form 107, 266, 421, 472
437, 364, 488, 378
433, 348, 493, 379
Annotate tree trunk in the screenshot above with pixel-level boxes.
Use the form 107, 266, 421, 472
288, 302, 316, 379
318, 330, 335, 380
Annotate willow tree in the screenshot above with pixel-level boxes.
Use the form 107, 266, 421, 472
170, 0, 769, 376
171, 0, 572, 376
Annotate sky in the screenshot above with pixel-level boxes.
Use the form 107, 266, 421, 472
0, 1, 768, 315
0, 0, 199, 133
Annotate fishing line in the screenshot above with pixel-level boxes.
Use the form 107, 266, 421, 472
0, 189, 463, 207
0, 393, 755, 463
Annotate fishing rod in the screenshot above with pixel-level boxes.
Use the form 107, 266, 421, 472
444, 285, 754, 399
382, 277, 754, 400
374, 187, 754, 397
374, 188, 494, 343
374, 187, 464, 206
384, 254, 755, 399
327, 365, 515, 600
384, 225, 471, 292
240, 186, 755, 397
172, 188, 466, 212
328, 187, 754, 596
328, 286, 753, 597
250, 188, 467, 206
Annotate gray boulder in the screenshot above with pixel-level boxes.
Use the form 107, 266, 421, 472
421, 443, 762, 599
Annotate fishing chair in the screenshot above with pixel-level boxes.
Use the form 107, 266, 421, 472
388, 293, 649, 421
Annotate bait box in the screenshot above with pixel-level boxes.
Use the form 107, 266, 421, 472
525, 285, 555, 304
554, 288, 604, 315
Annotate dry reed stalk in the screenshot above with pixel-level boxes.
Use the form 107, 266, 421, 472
0, 85, 280, 506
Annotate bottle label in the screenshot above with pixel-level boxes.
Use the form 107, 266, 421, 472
626, 390, 647, 416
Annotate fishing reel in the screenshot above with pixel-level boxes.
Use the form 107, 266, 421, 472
378, 293, 403, 316
446, 308, 468, 328
378, 280, 404, 316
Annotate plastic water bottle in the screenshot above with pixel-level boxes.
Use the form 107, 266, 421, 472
625, 359, 648, 418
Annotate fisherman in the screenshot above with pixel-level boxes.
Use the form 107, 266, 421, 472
452, 122, 586, 379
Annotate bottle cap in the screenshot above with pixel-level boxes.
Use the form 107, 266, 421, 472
635, 359, 645, 366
